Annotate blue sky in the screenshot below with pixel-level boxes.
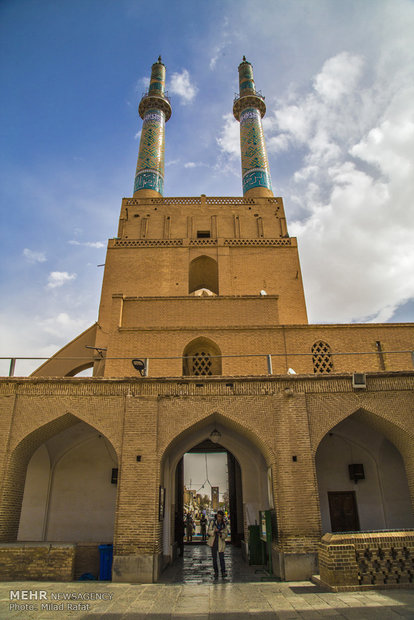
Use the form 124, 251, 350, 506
1, 0, 414, 375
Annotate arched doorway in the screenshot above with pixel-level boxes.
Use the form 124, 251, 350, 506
177, 440, 243, 546
316, 411, 414, 533
160, 414, 274, 569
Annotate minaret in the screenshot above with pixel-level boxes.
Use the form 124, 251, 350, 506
133, 57, 172, 197
233, 57, 273, 197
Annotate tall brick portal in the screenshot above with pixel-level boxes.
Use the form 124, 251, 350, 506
1, 59, 413, 586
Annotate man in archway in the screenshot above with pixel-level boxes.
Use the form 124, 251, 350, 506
207, 510, 228, 580
200, 512, 208, 541
185, 512, 194, 542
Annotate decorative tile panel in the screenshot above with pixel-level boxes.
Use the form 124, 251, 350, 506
240, 107, 272, 194
134, 108, 166, 194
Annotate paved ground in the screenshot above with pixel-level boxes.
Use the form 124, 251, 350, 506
1, 545, 414, 619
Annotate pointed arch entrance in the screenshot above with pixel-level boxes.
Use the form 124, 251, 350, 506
315, 409, 414, 534
160, 413, 274, 568
178, 439, 243, 546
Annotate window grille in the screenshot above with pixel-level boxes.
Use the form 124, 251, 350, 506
191, 351, 213, 376
312, 341, 333, 374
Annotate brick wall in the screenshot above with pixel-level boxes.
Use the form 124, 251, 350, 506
0, 373, 413, 582
0, 543, 75, 581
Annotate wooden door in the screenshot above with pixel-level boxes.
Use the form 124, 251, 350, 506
328, 491, 360, 532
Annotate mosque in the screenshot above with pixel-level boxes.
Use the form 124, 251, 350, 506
0, 57, 413, 588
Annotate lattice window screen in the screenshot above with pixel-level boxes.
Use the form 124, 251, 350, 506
191, 351, 213, 376
312, 341, 334, 374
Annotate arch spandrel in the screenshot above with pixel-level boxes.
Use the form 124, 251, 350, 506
312, 404, 414, 458
160, 410, 275, 470
309, 394, 414, 456
10, 401, 123, 456
9, 412, 120, 466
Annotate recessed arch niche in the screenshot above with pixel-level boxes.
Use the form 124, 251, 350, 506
17, 419, 118, 543
182, 337, 222, 376
189, 255, 218, 295
315, 411, 414, 534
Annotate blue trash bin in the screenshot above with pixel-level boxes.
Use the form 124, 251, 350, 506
99, 544, 113, 580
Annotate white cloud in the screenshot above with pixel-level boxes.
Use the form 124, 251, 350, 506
46, 271, 77, 289
216, 113, 240, 158
313, 52, 364, 101
135, 76, 150, 94
269, 50, 414, 323
23, 248, 46, 263
169, 69, 198, 104
184, 161, 209, 169
208, 16, 230, 70
38, 312, 89, 338
68, 240, 105, 248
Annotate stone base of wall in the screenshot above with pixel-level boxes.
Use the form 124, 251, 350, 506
318, 531, 414, 591
312, 574, 414, 592
0, 543, 75, 581
272, 548, 318, 581
112, 553, 162, 583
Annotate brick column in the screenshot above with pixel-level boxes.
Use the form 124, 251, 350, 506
112, 396, 161, 583
272, 391, 322, 580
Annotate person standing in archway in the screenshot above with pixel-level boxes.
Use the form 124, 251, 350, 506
185, 512, 194, 542
200, 512, 208, 541
207, 510, 228, 579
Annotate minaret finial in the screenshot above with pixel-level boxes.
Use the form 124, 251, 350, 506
233, 59, 273, 197
133, 60, 172, 197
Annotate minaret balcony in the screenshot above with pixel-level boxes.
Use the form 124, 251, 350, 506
233, 91, 266, 120
139, 91, 172, 120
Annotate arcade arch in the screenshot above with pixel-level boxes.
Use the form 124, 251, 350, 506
0, 414, 118, 545
315, 410, 414, 534
160, 413, 274, 564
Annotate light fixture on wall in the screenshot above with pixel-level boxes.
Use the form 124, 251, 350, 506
210, 429, 221, 443
349, 463, 365, 483
132, 358, 148, 376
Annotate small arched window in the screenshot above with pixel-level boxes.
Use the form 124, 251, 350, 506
189, 256, 218, 295
312, 341, 333, 374
183, 337, 222, 376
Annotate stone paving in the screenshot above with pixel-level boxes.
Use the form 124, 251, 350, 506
0, 544, 414, 619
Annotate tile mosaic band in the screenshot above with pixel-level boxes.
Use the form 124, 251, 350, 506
240, 107, 272, 193
134, 108, 166, 194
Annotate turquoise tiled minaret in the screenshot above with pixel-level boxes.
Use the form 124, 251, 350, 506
133, 57, 172, 197
233, 57, 273, 197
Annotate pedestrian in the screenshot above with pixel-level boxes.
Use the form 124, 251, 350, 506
207, 510, 228, 579
200, 513, 208, 541
175, 512, 184, 556
185, 512, 194, 542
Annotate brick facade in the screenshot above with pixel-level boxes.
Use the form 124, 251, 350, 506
0, 371, 413, 582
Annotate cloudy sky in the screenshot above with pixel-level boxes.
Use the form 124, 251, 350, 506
184, 453, 228, 499
1, 0, 414, 375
